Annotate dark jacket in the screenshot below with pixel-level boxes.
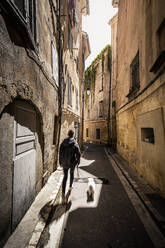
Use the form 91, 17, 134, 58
59, 138, 81, 169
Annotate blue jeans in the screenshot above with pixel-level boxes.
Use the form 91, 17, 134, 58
62, 167, 75, 195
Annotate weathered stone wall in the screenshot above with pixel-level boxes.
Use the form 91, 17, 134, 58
115, 0, 165, 196
0, 0, 59, 245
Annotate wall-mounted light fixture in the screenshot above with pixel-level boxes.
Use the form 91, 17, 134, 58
86, 88, 90, 96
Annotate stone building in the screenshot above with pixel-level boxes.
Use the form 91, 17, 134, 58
60, 0, 90, 145
84, 45, 111, 144
0, 0, 60, 246
110, 0, 165, 197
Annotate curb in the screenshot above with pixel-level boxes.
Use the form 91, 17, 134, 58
26, 173, 63, 248
106, 148, 165, 235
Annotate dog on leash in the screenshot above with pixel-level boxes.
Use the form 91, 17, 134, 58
87, 177, 95, 201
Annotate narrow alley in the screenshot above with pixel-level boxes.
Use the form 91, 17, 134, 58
0, 0, 165, 247
37, 144, 165, 248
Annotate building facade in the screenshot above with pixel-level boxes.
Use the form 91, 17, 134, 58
84, 45, 111, 144
60, 0, 90, 146
0, 0, 60, 246
110, 0, 165, 197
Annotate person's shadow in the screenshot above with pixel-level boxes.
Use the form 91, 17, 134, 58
39, 189, 72, 225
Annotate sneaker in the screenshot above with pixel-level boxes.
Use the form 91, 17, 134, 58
69, 186, 73, 191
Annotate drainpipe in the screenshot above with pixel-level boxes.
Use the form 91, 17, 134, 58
56, 0, 62, 165
81, 79, 85, 149
107, 51, 112, 146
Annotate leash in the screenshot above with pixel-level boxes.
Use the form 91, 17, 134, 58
76, 164, 80, 178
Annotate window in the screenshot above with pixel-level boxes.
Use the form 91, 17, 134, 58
87, 109, 90, 119
86, 128, 88, 137
99, 101, 104, 118
67, 74, 72, 107
75, 88, 78, 110
100, 75, 104, 91
150, 18, 165, 73
130, 51, 140, 92
11, 0, 26, 17
52, 42, 59, 86
141, 128, 155, 144
68, 25, 73, 56
10, 0, 37, 43
96, 129, 100, 139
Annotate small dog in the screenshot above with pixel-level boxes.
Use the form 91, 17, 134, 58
87, 177, 95, 201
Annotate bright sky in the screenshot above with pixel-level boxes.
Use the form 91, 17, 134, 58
82, 0, 118, 68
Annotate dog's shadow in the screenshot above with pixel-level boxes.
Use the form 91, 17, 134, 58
87, 191, 94, 202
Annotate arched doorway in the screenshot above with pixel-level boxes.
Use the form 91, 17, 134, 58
0, 99, 40, 246
12, 100, 37, 230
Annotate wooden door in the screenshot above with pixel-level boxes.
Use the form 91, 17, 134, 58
12, 100, 36, 230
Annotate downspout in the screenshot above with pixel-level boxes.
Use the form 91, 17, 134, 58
107, 51, 112, 146
56, 0, 62, 165
81, 79, 85, 150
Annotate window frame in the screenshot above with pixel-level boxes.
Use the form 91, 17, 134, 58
99, 100, 104, 118
86, 128, 88, 137
67, 74, 72, 107
0, 0, 38, 50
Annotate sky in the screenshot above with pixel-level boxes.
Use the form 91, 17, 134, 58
82, 0, 118, 68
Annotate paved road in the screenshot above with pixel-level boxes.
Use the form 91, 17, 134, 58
58, 144, 164, 248
37, 143, 165, 248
